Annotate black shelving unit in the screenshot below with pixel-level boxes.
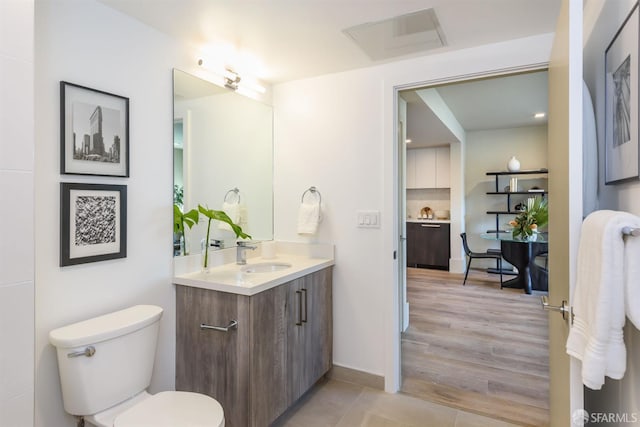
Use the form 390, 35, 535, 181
485, 169, 548, 234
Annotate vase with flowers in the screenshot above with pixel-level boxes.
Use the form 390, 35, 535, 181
509, 196, 548, 241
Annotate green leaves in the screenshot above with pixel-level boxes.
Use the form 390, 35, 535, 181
198, 205, 251, 240
173, 203, 251, 260
173, 204, 199, 234
511, 196, 548, 240
198, 205, 251, 269
174, 204, 200, 255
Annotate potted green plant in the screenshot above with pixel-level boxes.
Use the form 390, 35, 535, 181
198, 204, 251, 270
509, 196, 548, 240
173, 204, 199, 255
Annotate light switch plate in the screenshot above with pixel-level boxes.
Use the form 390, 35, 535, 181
357, 210, 380, 228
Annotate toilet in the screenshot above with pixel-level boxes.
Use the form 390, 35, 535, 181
49, 305, 224, 427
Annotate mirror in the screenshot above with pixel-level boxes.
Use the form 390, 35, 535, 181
173, 69, 273, 255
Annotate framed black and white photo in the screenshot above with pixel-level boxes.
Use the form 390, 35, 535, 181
60, 81, 129, 177
605, 3, 639, 184
60, 183, 127, 266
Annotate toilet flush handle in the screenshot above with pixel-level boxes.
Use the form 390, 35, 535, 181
67, 346, 96, 358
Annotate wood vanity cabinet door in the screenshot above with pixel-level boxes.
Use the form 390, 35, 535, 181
175, 286, 250, 427
176, 267, 333, 427
286, 276, 307, 404
303, 267, 333, 390
248, 284, 289, 427
286, 268, 333, 403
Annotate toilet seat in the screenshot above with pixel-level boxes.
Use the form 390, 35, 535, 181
114, 391, 224, 427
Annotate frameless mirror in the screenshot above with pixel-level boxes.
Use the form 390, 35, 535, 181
173, 69, 273, 255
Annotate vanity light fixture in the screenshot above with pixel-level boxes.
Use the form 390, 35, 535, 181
197, 58, 266, 96
534, 112, 546, 119
405, 138, 412, 144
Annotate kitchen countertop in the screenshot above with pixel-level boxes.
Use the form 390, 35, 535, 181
407, 218, 451, 224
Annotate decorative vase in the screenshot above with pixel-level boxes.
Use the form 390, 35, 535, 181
201, 239, 210, 273
507, 156, 521, 172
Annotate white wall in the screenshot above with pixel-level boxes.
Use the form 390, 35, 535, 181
33, 1, 199, 425
0, 1, 35, 426
583, 0, 640, 416
465, 125, 548, 262
273, 34, 554, 382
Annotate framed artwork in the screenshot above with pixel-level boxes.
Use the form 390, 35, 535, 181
60, 81, 129, 177
60, 183, 127, 266
605, 3, 639, 184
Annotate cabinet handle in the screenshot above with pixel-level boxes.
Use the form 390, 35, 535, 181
301, 288, 308, 323
200, 320, 238, 332
296, 290, 303, 326
421, 224, 441, 228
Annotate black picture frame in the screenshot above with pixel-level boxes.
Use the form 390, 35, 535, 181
60, 182, 127, 266
604, 3, 640, 184
60, 81, 130, 177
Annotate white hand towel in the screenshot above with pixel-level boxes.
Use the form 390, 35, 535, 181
219, 202, 241, 231
566, 210, 632, 389
297, 202, 320, 235
625, 217, 640, 329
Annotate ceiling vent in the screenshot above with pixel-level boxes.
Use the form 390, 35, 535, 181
343, 8, 446, 61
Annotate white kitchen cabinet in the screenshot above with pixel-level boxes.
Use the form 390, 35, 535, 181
406, 148, 417, 188
406, 146, 450, 189
435, 146, 450, 188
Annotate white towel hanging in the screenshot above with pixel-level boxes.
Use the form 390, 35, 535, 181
566, 210, 640, 390
297, 187, 322, 235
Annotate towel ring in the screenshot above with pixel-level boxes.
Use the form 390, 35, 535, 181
224, 188, 241, 204
301, 186, 321, 205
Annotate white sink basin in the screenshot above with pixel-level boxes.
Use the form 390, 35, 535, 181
241, 262, 292, 274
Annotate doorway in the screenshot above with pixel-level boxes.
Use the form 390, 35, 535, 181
397, 69, 551, 426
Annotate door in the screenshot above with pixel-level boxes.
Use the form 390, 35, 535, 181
398, 107, 409, 331
547, 0, 584, 425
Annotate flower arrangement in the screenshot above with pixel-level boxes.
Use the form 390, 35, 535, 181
509, 196, 548, 240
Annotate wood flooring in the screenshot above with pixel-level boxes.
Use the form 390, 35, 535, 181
401, 267, 550, 427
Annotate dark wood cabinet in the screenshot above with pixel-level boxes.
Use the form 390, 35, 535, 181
176, 267, 333, 427
406, 222, 450, 270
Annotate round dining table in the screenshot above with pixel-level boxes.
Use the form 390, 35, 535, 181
481, 232, 548, 294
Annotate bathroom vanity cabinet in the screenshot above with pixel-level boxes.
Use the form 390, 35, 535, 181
175, 267, 333, 427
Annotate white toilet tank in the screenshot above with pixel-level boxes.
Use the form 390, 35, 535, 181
49, 305, 163, 417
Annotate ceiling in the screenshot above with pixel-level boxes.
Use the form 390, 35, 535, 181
98, 0, 561, 84
401, 70, 549, 148
100, 1, 557, 149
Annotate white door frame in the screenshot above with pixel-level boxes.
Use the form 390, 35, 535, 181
386, 12, 584, 417
384, 63, 549, 393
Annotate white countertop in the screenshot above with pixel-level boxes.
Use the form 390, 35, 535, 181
407, 219, 451, 224
173, 242, 334, 296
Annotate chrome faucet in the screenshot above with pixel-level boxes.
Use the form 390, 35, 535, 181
236, 241, 257, 265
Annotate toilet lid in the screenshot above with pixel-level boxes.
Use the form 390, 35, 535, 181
114, 391, 224, 427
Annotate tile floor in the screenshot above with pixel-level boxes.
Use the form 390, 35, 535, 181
273, 378, 523, 427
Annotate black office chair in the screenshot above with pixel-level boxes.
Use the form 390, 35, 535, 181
460, 232, 503, 286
